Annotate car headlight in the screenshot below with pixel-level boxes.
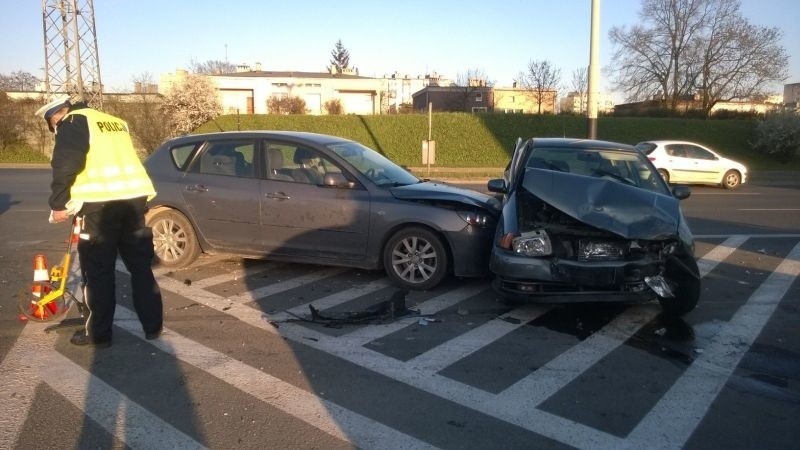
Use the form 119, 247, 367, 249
511, 230, 552, 256
458, 211, 492, 228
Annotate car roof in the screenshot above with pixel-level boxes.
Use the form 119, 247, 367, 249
530, 137, 637, 153
637, 140, 706, 146
164, 130, 353, 146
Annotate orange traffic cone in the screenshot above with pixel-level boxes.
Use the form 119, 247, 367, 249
32, 254, 49, 298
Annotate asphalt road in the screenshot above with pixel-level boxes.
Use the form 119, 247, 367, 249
1, 169, 798, 449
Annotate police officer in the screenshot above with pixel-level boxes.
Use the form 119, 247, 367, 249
35, 96, 163, 348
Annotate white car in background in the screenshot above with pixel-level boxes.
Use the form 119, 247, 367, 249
634, 140, 748, 189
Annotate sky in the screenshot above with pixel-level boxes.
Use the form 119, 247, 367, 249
2, 0, 798, 99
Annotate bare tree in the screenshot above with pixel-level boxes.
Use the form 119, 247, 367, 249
160, 74, 222, 135
329, 39, 351, 73
103, 73, 172, 154
189, 59, 237, 75
0, 71, 40, 91
518, 60, 561, 114
694, 0, 788, 114
570, 67, 588, 114
451, 68, 493, 112
609, 0, 787, 114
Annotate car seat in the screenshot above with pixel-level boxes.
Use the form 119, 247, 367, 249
291, 148, 324, 184
266, 148, 293, 181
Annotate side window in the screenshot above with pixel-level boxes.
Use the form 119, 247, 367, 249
170, 143, 202, 170
686, 145, 715, 160
196, 140, 255, 178
666, 145, 687, 158
263, 142, 342, 185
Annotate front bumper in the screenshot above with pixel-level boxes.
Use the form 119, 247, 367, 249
446, 225, 495, 277
489, 248, 662, 302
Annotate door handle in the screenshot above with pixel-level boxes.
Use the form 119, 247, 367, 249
185, 184, 208, 192
266, 192, 290, 200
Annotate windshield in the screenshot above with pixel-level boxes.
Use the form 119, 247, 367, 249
525, 146, 669, 194
327, 141, 420, 187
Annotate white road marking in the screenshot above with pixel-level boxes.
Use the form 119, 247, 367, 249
187, 263, 274, 289
227, 267, 348, 303
488, 304, 660, 415
340, 282, 489, 347
406, 305, 547, 374
697, 235, 748, 277
39, 351, 205, 449
112, 307, 436, 450
0, 321, 203, 450
0, 323, 57, 449
106, 234, 792, 449
624, 241, 800, 449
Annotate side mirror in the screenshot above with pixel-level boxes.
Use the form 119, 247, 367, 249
487, 178, 507, 194
323, 173, 355, 188
672, 185, 691, 200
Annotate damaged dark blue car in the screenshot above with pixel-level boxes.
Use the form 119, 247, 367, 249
487, 138, 701, 316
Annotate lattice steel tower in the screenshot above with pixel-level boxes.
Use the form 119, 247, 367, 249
41, 0, 103, 107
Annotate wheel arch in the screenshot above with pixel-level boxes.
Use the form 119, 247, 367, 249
379, 222, 454, 276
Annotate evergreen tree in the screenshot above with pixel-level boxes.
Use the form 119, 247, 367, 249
329, 39, 351, 73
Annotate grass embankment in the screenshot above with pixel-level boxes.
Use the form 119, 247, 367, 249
197, 114, 795, 171
5, 114, 796, 171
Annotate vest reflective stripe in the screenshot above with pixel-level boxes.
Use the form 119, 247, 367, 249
64, 109, 156, 208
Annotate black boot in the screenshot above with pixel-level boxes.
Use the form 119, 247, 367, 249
70, 330, 112, 348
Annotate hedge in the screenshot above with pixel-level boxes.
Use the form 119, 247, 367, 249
193, 113, 779, 169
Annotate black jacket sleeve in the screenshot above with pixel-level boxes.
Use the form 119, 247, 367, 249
49, 113, 90, 210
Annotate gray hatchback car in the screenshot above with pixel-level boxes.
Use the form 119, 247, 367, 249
143, 131, 499, 290
487, 138, 701, 315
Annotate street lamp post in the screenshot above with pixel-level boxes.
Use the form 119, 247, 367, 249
587, 0, 600, 139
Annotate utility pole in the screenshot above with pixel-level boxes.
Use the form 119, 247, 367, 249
42, 0, 103, 107
586, 0, 600, 139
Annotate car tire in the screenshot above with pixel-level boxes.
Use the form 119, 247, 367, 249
658, 256, 700, 316
658, 169, 670, 184
147, 209, 200, 268
383, 227, 448, 290
722, 170, 741, 189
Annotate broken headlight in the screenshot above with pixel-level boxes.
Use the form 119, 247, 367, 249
512, 229, 552, 256
578, 240, 626, 261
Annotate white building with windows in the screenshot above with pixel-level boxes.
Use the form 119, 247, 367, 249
559, 91, 616, 114
159, 66, 449, 115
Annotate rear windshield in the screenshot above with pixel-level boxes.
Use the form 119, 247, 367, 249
634, 142, 657, 155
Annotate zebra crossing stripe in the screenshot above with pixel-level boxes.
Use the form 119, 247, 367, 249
0, 323, 58, 449
488, 304, 659, 416
188, 262, 274, 289
406, 305, 548, 374
38, 351, 205, 449
624, 241, 800, 449
697, 235, 748, 277
227, 267, 348, 303
0, 323, 203, 450
339, 282, 489, 347
111, 307, 437, 450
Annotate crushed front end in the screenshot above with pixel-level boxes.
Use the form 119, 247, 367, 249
490, 169, 699, 306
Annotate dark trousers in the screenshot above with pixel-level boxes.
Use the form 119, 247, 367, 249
77, 196, 162, 340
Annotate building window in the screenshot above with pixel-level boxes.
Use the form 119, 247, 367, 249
471, 106, 488, 113
476, 92, 483, 102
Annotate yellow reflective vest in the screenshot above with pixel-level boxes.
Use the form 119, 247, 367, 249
64, 108, 156, 211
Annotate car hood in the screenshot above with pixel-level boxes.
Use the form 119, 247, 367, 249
520, 168, 681, 240
390, 181, 500, 211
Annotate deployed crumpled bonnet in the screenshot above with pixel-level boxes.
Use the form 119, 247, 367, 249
520, 168, 681, 240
